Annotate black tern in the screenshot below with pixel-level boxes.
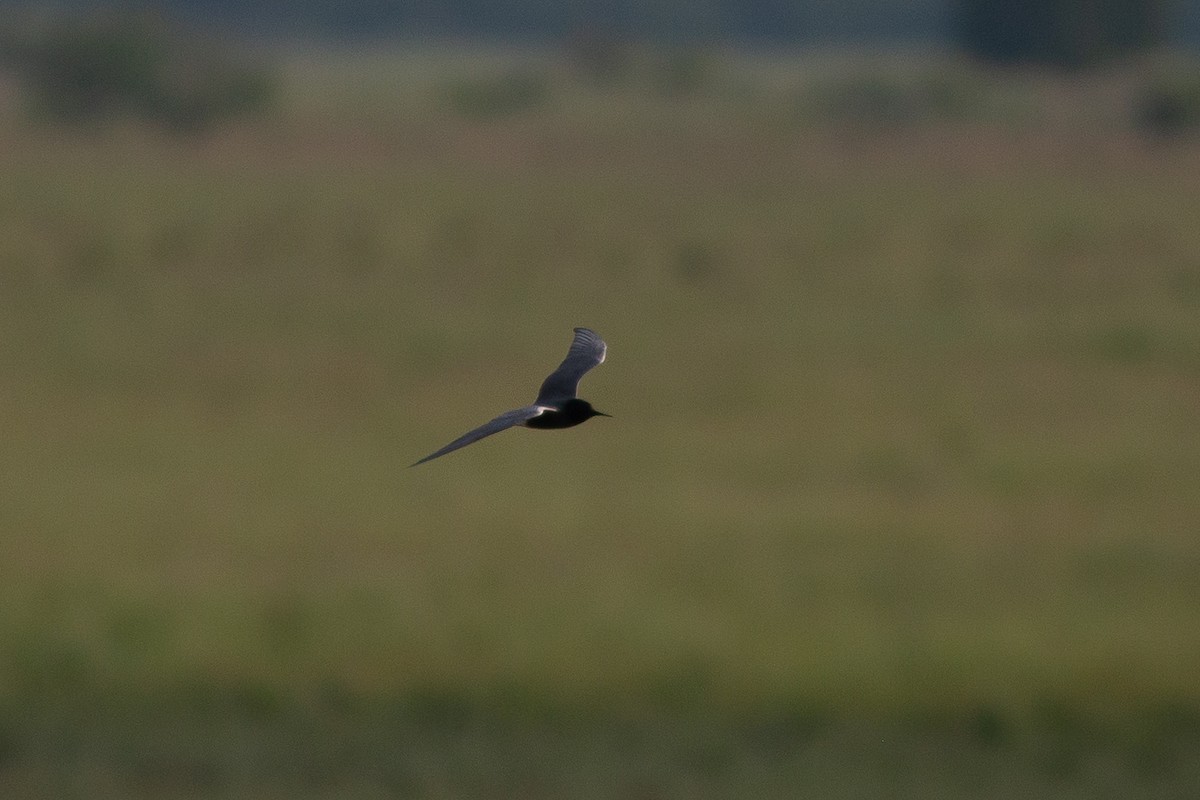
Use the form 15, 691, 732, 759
411, 327, 609, 466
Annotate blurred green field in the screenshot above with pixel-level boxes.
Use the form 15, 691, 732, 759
1, 49, 1200, 798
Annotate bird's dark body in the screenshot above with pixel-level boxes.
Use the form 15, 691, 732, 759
411, 328, 609, 466
526, 399, 602, 429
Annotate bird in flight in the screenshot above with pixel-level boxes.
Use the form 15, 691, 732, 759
412, 327, 610, 466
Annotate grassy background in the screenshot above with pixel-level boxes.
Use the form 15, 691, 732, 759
1, 49, 1200, 798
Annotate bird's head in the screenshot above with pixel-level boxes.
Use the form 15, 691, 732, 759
567, 398, 611, 420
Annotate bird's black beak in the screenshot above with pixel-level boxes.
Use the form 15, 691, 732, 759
595, 410, 612, 418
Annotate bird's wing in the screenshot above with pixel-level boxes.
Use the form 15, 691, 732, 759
535, 327, 607, 403
411, 405, 545, 466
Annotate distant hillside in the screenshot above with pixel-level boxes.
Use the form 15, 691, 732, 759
165, 0, 951, 43
1, 0, 943, 43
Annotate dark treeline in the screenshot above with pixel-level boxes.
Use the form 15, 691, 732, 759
1, 0, 1198, 54
957, 0, 1175, 66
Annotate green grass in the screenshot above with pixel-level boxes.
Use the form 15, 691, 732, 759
1, 48, 1200, 797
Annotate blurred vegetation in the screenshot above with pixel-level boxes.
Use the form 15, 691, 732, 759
1, 45, 1200, 798
1, 9, 276, 132
443, 70, 553, 119
437, 44, 724, 120
795, 62, 996, 125
1133, 57, 1200, 138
